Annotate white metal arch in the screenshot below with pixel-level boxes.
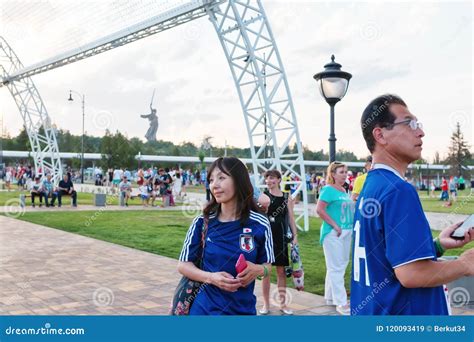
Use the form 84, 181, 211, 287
207, 0, 308, 230
0, 37, 63, 185
0, 0, 309, 230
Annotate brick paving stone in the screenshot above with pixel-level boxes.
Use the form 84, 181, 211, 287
1, 214, 471, 316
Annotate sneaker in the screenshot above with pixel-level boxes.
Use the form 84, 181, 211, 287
336, 304, 350, 316
258, 307, 269, 315
280, 307, 293, 315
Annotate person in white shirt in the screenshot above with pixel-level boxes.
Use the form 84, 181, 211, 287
139, 184, 149, 207
119, 176, 132, 207
30, 176, 45, 207
112, 168, 123, 188
5, 167, 13, 191
172, 172, 183, 199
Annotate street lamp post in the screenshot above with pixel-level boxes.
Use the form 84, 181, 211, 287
426, 163, 430, 196
313, 55, 352, 163
68, 90, 85, 184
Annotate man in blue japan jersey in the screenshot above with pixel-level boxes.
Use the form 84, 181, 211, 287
351, 94, 474, 315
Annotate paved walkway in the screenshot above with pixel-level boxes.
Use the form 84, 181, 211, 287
1, 215, 472, 316
0, 215, 333, 315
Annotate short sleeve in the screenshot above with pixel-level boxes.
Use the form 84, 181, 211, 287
252, 214, 275, 264
179, 216, 204, 262
318, 186, 334, 203
383, 185, 435, 268
352, 175, 364, 195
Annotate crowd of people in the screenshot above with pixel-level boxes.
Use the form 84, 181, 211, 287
437, 175, 469, 206
1, 95, 473, 317
1, 165, 78, 208
175, 94, 474, 317
101, 166, 197, 207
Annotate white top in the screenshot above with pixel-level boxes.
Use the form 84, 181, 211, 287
139, 185, 148, 195
113, 169, 123, 180
372, 163, 405, 181
5, 170, 12, 182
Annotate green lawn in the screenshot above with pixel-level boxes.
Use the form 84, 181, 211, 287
417, 189, 473, 215
0, 190, 180, 207
185, 185, 206, 194
10, 210, 473, 296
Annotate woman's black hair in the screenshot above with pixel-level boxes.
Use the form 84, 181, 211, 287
203, 157, 261, 225
360, 94, 406, 153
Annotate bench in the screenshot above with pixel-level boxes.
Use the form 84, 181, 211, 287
119, 191, 140, 206
19, 193, 74, 208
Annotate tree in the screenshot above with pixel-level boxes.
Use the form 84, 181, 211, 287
100, 130, 137, 170
15, 126, 31, 151
445, 122, 471, 177
433, 151, 441, 164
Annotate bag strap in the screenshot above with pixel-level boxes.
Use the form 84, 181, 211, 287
197, 216, 209, 268
200, 216, 209, 252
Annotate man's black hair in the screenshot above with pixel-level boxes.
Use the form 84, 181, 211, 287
360, 94, 407, 153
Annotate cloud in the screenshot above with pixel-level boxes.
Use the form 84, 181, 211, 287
349, 62, 411, 93
0, 1, 471, 161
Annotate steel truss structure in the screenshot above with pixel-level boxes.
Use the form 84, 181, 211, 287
0, 0, 309, 230
0, 37, 63, 184
207, 0, 308, 230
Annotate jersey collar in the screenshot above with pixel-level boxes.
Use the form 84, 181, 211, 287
372, 163, 405, 181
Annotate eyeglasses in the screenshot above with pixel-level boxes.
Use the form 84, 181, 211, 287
387, 119, 423, 131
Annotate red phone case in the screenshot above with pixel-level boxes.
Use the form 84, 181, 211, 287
235, 253, 248, 274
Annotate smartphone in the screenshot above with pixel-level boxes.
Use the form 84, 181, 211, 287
235, 253, 248, 274
450, 214, 474, 240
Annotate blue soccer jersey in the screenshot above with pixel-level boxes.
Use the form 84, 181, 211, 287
351, 165, 449, 315
179, 211, 274, 315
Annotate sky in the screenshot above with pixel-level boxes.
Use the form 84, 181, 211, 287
0, 0, 472, 162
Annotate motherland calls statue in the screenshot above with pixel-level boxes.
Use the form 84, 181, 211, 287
141, 90, 158, 142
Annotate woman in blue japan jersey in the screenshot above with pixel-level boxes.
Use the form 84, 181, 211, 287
178, 157, 275, 315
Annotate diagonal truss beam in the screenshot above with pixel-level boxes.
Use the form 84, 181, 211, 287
1, 0, 217, 87
207, 0, 309, 231
1, 0, 309, 230
0, 37, 63, 185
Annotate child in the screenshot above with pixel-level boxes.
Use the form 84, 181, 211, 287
139, 183, 149, 207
